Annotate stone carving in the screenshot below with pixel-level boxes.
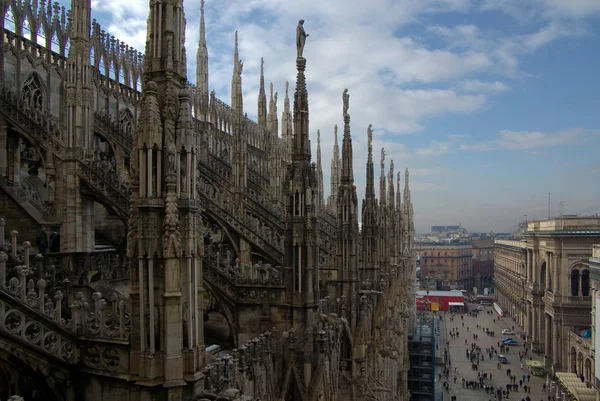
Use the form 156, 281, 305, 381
367, 124, 373, 149
296, 19, 309, 59
342, 88, 349, 117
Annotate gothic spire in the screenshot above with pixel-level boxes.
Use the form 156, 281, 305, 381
292, 55, 309, 160
267, 82, 278, 136
341, 89, 353, 184
336, 88, 359, 330
316, 129, 324, 208
281, 81, 293, 161
361, 124, 379, 283
196, 0, 208, 107
258, 57, 267, 129
328, 124, 341, 211
231, 31, 243, 113
388, 159, 395, 211
365, 125, 375, 199
379, 148, 386, 208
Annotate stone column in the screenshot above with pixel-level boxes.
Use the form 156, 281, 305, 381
531, 305, 538, 347
544, 314, 551, 362
532, 250, 537, 285
552, 318, 560, 370
0, 116, 7, 177
553, 253, 561, 294
526, 303, 532, 344
546, 251, 552, 292
527, 249, 532, 282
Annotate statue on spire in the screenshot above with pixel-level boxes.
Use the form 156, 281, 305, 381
343, 88, 349, 117
381, 148, 386, 170
367, 124, 373, 149
296, 19, 309, 59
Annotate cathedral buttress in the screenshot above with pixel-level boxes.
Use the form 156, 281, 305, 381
128, 0, 204, 396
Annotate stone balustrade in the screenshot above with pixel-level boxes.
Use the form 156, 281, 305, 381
0, 247, 130, 342
204, 243, 284, 287
202, 329, 276, 395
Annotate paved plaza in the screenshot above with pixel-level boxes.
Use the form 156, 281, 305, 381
435, 304, 551, 401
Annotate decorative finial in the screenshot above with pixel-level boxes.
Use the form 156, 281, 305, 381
381, 148, 386, 168
318, 129, 321, 141
367, 124, 373, 148
296, 19, 309, 59
285, 81, 289, 97
334, 124, 338, 141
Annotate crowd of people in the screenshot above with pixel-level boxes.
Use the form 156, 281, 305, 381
439, 306, 547, 401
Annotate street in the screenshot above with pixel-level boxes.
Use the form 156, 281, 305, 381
435, 304, 551, 401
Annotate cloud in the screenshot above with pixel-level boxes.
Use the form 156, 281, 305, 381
460, 128, 600, 152
461, 80, 509, 93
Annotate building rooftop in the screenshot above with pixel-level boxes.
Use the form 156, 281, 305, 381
494, 239, 527, 249
524, 217, 600, 235
416, 290, 465, 298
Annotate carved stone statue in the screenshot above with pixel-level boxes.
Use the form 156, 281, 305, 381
296, 19, 309, 59
367, 124, 373, 148
342, 88, 349, 116
381, 148, 386, 170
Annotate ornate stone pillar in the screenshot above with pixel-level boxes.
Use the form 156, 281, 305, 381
0, 116, 7, 177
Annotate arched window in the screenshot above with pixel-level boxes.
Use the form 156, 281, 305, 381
119, 109, 134, 139
581, 269, 590, 296
571, 269, 580, 296
21, 73, 45, 110
540, 262, 547, 289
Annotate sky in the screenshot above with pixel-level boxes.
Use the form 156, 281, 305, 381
57, 0, 600, 233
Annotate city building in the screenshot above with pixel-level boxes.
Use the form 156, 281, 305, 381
417, 242, 473, 290
0, 0, 417, 399
494, 217, 600, 375
471, 238, 494, 291
493, 239, 527, 326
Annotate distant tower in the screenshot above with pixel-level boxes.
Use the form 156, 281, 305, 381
195, 0, 209, 120
258, 58, 267, 129
283, 52, 319, 332
128, 0, 204, 397
316, 129, 324, 209
328, 125, 340, 211
281, 81, 293, 163
361, 125, 379, 283
336, 89, 359, 330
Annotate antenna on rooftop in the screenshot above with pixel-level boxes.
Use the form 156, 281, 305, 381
559, 201, 565, 217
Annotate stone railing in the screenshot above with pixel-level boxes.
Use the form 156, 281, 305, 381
202, 328, 276, 396
0, 175, 49, 222
0, 249, 130, 365
197, 177, 284, 264
94, 110, 134, 154
43, 249, 128, 286
0, 247, 130, 341
204, 243, 284, 287
76, 153, 130, 221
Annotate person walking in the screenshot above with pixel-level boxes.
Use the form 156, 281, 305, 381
36, 225, 49, 254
